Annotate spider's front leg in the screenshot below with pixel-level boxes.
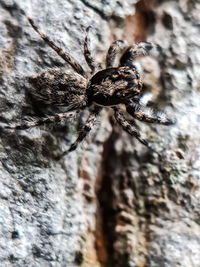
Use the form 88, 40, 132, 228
120, 41, 163, 67
113, 107, 149, 147
6, 111, 79, 130
56, 106, 102, 160
84, 26, 101, 74
126, 102, 174, 125
14, 2, 86, 77
106, 40, 128, 68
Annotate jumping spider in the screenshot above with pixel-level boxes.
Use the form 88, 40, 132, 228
8, 4, 174, 159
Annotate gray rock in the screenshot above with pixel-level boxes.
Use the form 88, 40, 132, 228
0, 0, 200, 266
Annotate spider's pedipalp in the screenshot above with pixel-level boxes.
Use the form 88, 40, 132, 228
120, 41, 163, 67
56, 106, 101, 159
13, 2, 86, 77
106, 40, 128, 68
6, 110, 79, 130
126, 102, 175, 125
84, 26, 101, 74
113, 107, 149, 147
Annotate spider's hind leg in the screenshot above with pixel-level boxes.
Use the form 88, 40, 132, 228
113, 107, 149, 147
56, 106, 102, 159
6, 111, 79, 130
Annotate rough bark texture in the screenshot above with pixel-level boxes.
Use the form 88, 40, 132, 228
0, 0, 200, 267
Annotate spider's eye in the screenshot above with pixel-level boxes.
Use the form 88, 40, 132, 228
137, 42, 153, 51
124, 69, 133, 75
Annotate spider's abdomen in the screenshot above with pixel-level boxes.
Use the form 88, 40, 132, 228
29, 69, 87, 109
87, 67, 142, 106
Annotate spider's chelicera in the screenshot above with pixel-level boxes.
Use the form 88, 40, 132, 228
9, 4, 174, 159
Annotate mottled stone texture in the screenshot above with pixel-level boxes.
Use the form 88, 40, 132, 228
0, 0, 200, 266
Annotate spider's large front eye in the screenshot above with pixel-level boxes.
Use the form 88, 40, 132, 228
87, 67, 142, 106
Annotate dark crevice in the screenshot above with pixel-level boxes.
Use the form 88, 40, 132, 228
95, 113, 143, 266
80, 0, 108, 20
123, 0, 158, 43
96, 127, 122, 267
0, 20, 21, 78
135, 0, 157, 36
95, 1, 161, 267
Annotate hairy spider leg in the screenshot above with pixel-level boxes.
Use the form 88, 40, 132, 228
6, 111, 79, 130
14, 2, 86, 77
127, 102, 174, 125
84, 26, 101, 74
120, 41, 163, 66
106, 40, 128, 68
56, 107, 101, 159
113, 107, 149, 147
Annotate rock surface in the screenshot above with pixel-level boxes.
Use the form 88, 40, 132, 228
0, 0, 200, 266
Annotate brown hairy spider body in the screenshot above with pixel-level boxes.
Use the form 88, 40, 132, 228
8, 3, 174, 159
29, 69, 87, 108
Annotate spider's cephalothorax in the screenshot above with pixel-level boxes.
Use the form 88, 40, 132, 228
87, 67, 142, 107
8, 4, 174, 159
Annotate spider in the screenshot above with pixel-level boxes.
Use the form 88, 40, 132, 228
8, 3, 174, 159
